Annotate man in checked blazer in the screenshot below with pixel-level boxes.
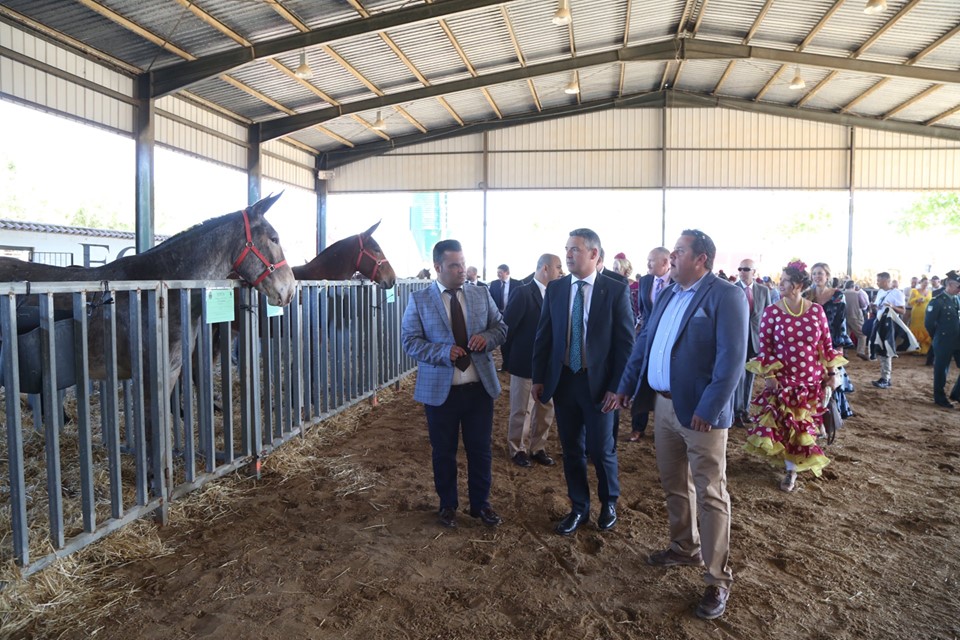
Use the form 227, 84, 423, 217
401, 239, 507, 530
532, 229, 634, 537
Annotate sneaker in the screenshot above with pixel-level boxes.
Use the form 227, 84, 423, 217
871, 379, 892, 389
647, 548, 704, 567
696, 585, 730, 620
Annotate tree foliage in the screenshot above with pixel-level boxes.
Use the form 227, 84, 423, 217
894, 192, 960, 235
778, 207, 835, 237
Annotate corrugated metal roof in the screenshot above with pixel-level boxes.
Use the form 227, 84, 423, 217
0, 0, 957, 161
0, 219, 168, 242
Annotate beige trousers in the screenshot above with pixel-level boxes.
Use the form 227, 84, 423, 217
653, 394, 734, 589
507, 375, 555, 456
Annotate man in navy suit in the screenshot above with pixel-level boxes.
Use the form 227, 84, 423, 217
628, 246, 672, 440
401, 239, 507, 530
616, 229, 747, 621
488, 264, 520, 312
502, 253, 563, 468
532, 229, 634, 537
489, 264, 520, 370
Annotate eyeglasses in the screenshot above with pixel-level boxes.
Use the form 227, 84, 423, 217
738, 267, 753, 272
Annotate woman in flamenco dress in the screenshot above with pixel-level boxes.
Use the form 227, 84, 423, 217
744, 261, 848, 493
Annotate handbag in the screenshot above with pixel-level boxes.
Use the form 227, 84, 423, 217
822, 390, 842, 445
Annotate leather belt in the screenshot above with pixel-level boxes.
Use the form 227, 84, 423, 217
656, 390, 672, 399
452, 381, 482, 391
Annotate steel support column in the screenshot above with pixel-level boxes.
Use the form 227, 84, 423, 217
847, 127, 856, 277
248, 123, 262, 205
134, 74, 155, 253
481, 131, 489, 281
317, 160, 328, 252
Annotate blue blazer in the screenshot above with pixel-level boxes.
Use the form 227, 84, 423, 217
532, 273, 634, 404
502, 281, 543, 379
401, 282, 507, 406
617, 272, 748, 429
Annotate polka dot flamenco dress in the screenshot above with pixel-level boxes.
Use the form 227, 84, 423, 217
744, 302, 848, 476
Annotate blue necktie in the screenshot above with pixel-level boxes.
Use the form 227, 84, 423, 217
570, 280, 586, 371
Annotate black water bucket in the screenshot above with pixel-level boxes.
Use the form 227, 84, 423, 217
0, 306, 77, 394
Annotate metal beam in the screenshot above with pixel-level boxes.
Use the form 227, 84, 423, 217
261, 39, 684, 140
150, 0, 517, 97
321, 91, 670, 168
261, 38, 960, 141
321, 88, 960, 169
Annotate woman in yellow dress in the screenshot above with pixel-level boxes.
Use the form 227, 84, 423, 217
909, 277, 932, 354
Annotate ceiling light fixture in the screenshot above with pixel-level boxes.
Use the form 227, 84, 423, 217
863, 0, 887, 15
563, 73, 580, 95
372, 110, 386, 131
294, 50, 312, 79
788, 65, 805, 90
552, 0, 572, 26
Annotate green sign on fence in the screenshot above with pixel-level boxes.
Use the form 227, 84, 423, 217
266, 303, 284, 317
205, 288, 235, 324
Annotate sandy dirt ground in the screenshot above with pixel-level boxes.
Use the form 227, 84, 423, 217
9, 353, 960, 639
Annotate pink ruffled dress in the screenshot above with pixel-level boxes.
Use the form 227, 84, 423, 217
744, 302, 848, 476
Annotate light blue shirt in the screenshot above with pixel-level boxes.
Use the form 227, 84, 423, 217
647, 271, 709, 392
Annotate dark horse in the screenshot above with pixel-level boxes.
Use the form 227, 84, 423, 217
0, 194, 296, 485
292, 221, 396, 287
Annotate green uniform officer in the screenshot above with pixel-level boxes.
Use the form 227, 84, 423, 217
924, 269, 960, 408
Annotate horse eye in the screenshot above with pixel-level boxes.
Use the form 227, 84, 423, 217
271, 236, 279, 243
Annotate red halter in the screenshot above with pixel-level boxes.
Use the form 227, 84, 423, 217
231, 209, 288, 287
355, 234, 389, 282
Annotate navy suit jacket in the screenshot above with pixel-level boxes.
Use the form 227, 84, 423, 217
617, 272, 748, 429
502, 281, 543, 379
489, 278, 521, 312
532, 273, 634, 404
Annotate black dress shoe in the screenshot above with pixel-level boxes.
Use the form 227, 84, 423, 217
438, 507, 458, 529
950, 393, 960, 403
469, 505, 502, 527
597, 503, 617, 531
511, 451, 532, 467
530, 450, 555, 466
935, 397, 954, 408
554, 511, 585, 536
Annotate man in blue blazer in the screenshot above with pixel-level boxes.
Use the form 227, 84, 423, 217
616, 229, 747, 621
532, 229, 634, 537
401, 240, 507, 530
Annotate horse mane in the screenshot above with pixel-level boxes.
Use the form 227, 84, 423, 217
148, 209, 240, 250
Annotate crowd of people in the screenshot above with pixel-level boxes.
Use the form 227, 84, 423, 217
400, 231, 960, 622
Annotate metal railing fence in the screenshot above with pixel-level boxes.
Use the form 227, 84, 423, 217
0, 278, 428, 577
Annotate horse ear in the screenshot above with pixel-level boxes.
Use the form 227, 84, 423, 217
248, 191, 284, 219
363, 220, 381, 236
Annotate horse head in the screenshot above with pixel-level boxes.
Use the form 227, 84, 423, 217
232, 193, 297, 307
291, 220, 396, 289
355, 221, 396, 289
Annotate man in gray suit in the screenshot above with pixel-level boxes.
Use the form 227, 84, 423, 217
401, 239, 507, 530
733, 258, 772, 427
616, 229, 747, 621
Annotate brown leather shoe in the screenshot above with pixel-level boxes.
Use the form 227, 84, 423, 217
647, 548, 704, 567
696, 585, 730, 620
437, 507, 458, 529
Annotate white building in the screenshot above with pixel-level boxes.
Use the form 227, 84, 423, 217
0, 220, 167, 267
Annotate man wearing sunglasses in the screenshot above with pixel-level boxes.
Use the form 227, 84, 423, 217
733, 260, 772, 427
